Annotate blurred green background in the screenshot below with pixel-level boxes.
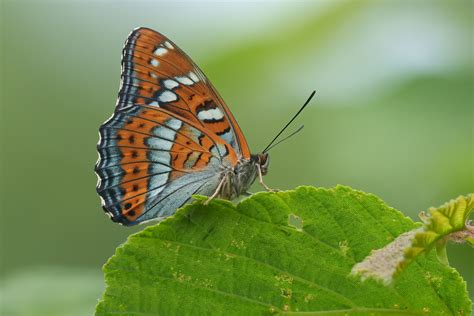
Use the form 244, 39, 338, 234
1, 0, 473, 314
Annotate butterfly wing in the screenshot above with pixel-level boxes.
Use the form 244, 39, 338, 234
117, 27, 251, 159
96, 105, 238, 226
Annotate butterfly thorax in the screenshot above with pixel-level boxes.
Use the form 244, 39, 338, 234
218, 153, 269, 200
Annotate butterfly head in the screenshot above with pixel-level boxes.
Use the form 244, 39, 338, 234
256, 153, 270, 175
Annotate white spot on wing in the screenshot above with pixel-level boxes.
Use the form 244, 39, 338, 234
166, 118, 183, 131
198, 108, 224, 121
144, 116, 185, 201
149, 163, 172, 174
148, 137, 173, 150
149, 101, 160, 107
152, 126, 175, 141
184, 151, 201, 169
218, 130, 234, 144
149, 173, 168, 191
188, 71, 199, 82
211, 144, 226, 157
150, 58, 159, 67
164, 41, 174, 49
154, 47, 168, 56
150, 118, 182, 141
149, 163, 171, 174
148, 150, 171, 165
175, 76, 194, 86
158, 91, 178, 102
150, 72, 158, 79
163, 79, 179, 90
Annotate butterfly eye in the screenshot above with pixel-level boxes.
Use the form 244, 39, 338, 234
259, 153, 270, 175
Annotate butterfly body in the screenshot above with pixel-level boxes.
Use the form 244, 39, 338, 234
96, 27, 271, 226
216, 155, 261, 200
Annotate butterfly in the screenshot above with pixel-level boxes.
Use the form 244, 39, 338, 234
95, 27, 314, 226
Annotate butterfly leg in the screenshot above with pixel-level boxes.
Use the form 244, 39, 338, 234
204, 175, 227, 205
256, 164, 278, 192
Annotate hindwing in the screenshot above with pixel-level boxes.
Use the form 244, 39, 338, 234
96, 105, 237, 225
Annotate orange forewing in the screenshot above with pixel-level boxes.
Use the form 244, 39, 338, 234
119, 27, 251, 159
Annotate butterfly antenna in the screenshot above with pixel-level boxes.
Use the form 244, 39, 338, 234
263, 124, 305, 153
262, 90, 316, 153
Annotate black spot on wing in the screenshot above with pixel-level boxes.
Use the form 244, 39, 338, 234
216, 126, 231, 136
195, 100, 217, 113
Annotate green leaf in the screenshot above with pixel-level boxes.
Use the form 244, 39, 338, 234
352, 194, 473, 285
96, 186, 471, 315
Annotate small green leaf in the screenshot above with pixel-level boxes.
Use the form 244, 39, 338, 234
96, 186, 471, 315
191, 194, 208, 202
352, 194, 473, 286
